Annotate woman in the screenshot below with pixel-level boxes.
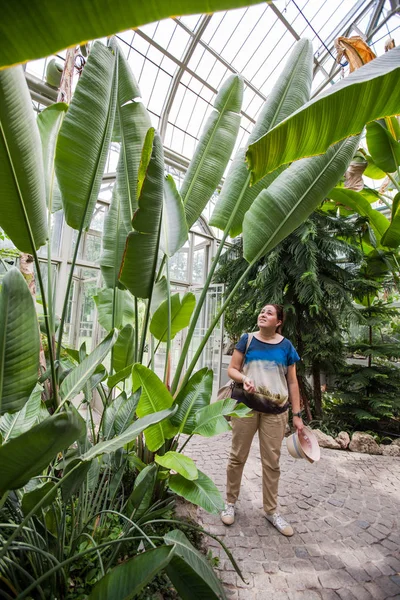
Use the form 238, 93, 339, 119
221, 304, 303, 536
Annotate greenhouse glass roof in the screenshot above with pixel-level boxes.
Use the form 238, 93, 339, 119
26, 0, 399, 170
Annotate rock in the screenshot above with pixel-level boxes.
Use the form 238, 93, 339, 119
313, 429, 341, 449
391, 438, 400, 447
381, 444, 400, 457
335, 431, 350, 449
349, 432, 382, 455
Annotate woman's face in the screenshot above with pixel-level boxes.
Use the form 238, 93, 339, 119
258, 305, 281, 329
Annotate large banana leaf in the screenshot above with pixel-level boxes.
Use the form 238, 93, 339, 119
165, 530, 226, 600
193, 399, 251, 437
125, 463, 157, 517
181, 74, 244, 229
102, 392, 127, 439
132, 364, 176, 451
37, 103, 68, 213
381, 192, 400, 248
366, 119, 400, 174
0, 386, 42, 442
210, 38, 313, 236
243, 136, 360, 263
327, 187, 390, 241
119, 129, 164, 298
21, 481, 58, 516
0, 408, 85, 494
151, 277, 168, 314
170, 368, 213, 434
99, 186, 130, 289
0, 0, 262, 69
94, 288, 135, 331
0, 268, 40, 415
115, 49, 152, 226
88, 545, 175, 600
103, 390, 140, 438
55, 41, 117, 230
150, 292, 196, 342
0, 66, 47, 252
107, 365, 133, 389
80, 407, 177, 461
60, 329, 118, 403
169, 470, 224, 514
161, 175, 188, 257
155, 451, 198, 481
113, 324, 135, 374
247, 46, 400, 183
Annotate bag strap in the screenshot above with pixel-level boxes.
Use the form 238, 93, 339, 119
240, 332, 254, 370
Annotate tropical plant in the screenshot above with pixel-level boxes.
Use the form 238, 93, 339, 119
1, 27, 399, 597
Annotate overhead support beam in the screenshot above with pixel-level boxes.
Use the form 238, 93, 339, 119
312, 6, 400, 98
159, 15, 212, 141
268, 2, 330, 79
313, 0, 373, 74
366, 0, 387, 37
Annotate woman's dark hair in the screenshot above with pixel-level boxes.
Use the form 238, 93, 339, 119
262, 303, 284, 333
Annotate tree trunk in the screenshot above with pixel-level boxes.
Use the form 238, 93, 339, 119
312, 361, 323, 418
294, 311, 312, 422
19, 253, 50, 397
57, 47, 76, 104
297, 373, 312, 422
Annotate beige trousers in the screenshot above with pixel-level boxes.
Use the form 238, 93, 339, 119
226, 410, 288, 514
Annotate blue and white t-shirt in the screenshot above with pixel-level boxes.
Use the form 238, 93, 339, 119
234, 333, 300, 414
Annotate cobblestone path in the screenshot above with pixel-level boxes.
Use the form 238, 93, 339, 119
186, 432, 400, 600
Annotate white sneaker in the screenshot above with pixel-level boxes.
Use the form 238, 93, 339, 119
265, 512, 294, 536
221, 503, 235, 525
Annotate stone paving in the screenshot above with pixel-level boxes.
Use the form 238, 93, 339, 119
186, 431, 400, 600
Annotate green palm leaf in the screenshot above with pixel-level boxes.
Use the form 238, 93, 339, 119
164, 530, 226, 600
0, 386, 42, 442
192, 399, 251, 437
0, 0, 262, 69
119, 128, 164, 298
169, 469, 224, 514
171, 368, 213, 434
327, 187, 390, 241
115, 48, 152, 226
132, 364, 176, 451
37, 103, 68, 213
114, 390, 140, 436
247, 46, 400, 183
150, 292, 196, 342
113, 324, 135, 373
243, 137, 360, 263
161, 175, 188, 257
181, 74, 243, 229
100, 186, 130, 288
366, 119, 400, 174
381, 192, 400, 248
0, 408, 85, 494
60, 329, 118, 403
0, 268, 40, 415
89, 545, 175, 600
0, 66, 47, 252
155, 451, 198, 481
81, 407, 177, 461
55, 41, 117, 230
94, 288, 135, 331
210, 38, 313, 236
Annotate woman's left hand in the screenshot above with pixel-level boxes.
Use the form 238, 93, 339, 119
293, 416, 304, 433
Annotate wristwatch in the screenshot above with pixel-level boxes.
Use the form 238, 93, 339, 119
293, 411, 302, 418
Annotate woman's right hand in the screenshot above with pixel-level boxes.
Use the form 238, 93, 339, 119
243, 377, 256, 393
